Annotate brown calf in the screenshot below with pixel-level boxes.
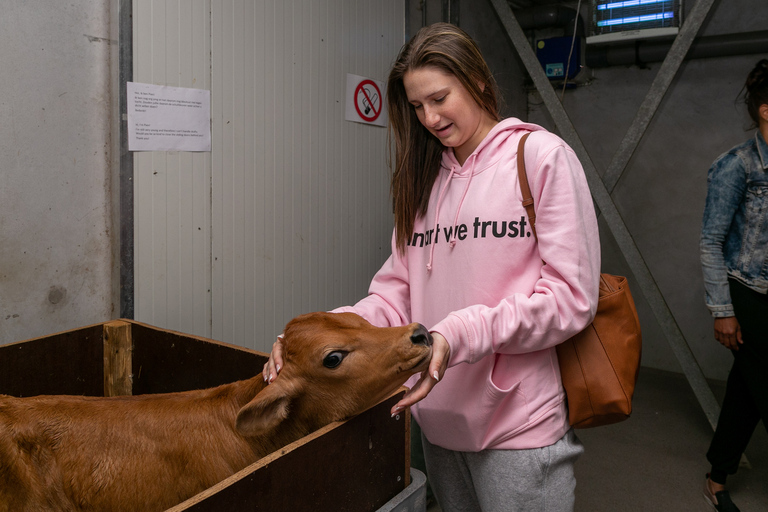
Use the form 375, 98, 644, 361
0, 312, 433, 512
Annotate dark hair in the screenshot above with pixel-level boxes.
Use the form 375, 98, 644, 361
745, 59, 768, 127
387, 23, 500, 254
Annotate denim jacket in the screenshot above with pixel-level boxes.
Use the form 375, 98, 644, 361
700, 131, 768, 317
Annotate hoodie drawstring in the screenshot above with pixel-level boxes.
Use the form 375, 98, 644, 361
426, 153, 479, 272
450, 157, 477, 247
427, 165, 455, 272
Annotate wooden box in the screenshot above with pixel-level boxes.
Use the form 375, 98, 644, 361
0, 320, 411, 511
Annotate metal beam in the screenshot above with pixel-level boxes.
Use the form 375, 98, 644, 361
119, 0, 134, 319
443, 0, 460, 26
488, 0, 721, 429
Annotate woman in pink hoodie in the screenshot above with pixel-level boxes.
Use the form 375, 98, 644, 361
267, 23, 600, 511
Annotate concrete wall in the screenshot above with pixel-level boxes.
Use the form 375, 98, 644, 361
516, 0, 765, 380
0, 1, 115, 344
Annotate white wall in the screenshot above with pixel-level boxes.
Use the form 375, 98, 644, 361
0, 1, 115, 344
133, 0, 405, 351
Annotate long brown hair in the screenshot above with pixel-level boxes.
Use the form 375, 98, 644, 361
387, 23, 500, 254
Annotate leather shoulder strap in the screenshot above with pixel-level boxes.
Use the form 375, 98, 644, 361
516, 132, 537, 241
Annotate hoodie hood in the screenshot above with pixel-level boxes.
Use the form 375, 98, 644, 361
426, 118, 548, 270
440, 118, 547, 175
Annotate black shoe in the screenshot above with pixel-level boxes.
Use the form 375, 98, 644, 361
704, 475, 741, 512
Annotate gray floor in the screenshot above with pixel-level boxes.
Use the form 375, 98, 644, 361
426, 367, 768, 511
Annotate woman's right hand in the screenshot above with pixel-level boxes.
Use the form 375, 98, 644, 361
714, 316, 742, 351
390, 332, 450, 416
262, 335, 285, 383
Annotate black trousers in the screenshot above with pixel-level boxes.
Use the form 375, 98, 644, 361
706, 278, 768, 484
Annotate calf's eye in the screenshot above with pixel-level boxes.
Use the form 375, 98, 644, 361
323, 351, 346, 369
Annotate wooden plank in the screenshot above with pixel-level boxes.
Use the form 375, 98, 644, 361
103, 320, 134, 397
167, 391, 409, 512
128, 320, 267, 394
0, 324, 105, 397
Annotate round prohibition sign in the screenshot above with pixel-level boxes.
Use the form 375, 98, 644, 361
354, 80, 382, 122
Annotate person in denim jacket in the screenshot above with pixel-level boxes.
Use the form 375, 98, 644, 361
700, 59, 768, 512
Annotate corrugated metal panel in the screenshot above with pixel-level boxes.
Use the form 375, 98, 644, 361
211, 0, 404, 350
133, 0, 212, 336
134, 0, 404, 351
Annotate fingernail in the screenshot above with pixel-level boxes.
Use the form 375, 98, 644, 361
268, 373, 274, 384
433, 371, 440, 381
276, 364, 281, 373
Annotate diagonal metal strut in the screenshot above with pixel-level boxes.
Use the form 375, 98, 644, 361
602, 0, 718, 193
488, 0, 721, 430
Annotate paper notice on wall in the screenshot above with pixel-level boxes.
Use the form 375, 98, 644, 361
127, 82, 211, 152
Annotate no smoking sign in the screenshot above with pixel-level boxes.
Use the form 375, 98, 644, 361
345, 74, 387, 127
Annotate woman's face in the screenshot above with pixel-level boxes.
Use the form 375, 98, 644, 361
403, 65, 497, 165
760, 103, 768, 131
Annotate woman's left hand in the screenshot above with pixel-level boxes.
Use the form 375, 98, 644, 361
390, 332, 450, 416
714, 316, 742, 351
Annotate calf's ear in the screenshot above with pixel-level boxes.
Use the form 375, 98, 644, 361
235, 383, 292, 437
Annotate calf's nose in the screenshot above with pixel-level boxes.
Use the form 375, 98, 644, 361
410, 324, 433, 346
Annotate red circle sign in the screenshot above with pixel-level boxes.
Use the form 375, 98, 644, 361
354, 80, 382, 122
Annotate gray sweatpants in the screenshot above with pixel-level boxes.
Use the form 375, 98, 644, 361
421, 429, 583, 512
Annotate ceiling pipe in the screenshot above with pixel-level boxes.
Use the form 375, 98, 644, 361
509, 3, 767, 69
586, 30, 768, 68
514, 5, 584, 37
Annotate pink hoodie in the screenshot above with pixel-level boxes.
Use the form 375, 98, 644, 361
336, 118, 600, 451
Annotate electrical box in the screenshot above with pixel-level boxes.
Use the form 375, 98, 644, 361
536, 37, 582, 80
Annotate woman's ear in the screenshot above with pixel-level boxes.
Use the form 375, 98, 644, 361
760, 103, 768, 123
477, 81, 486, 93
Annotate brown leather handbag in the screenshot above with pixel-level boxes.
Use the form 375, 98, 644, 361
516, 133, 642, 428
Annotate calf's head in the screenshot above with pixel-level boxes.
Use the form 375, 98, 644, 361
236, 312, 432, 437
